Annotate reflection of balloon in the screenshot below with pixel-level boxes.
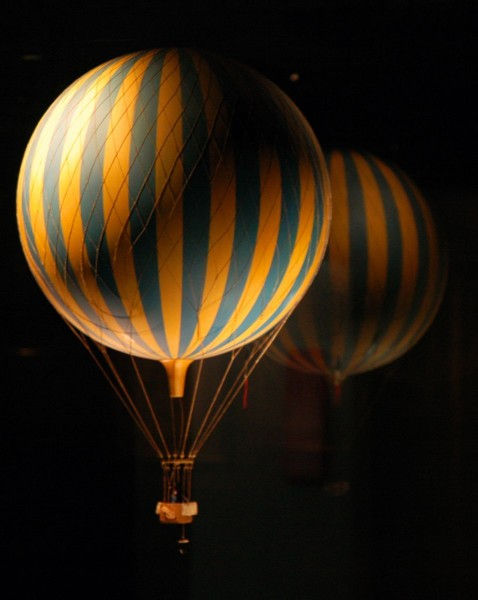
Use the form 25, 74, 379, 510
17, 49, 331, 531
270, 149, 447, 385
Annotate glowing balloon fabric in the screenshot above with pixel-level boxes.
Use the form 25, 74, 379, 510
17, 49, 331, 390
270, 149, 447, 383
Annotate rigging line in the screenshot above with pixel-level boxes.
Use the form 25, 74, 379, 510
188, 349, 240, 457
96, 343, 164, 459
179, 358, 204, 458
169, 394, 178, 457
191, 345, 259, 456
65, 322, 163, 458
179, 397, 185, 459
66, 322, 145, 426
192, 320, 286, 456
129, 356, 171, 458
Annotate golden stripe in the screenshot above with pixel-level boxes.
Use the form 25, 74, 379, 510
100, 51, 169, 358
381, 181, 441, 363
202, 148, 330, 356
16, 148, 72, 326
18, 149, 92, 337
183, 152, 236, 354
21, 243, 135, 355
57, 54, 151, 354
195, 147, 283, 355
155, 49, 184, 357
181, 54, 237, 355
22, 74, 111, 339
327, 151, 350, 369
346, 151, 388, 374
361, 158, 419, 362
26, 71, 97, 279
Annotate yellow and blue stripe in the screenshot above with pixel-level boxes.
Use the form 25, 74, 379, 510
17, 49, 331, 373
269, 149, 447, 382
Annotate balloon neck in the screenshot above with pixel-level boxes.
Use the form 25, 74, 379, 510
161, 359, 193, 398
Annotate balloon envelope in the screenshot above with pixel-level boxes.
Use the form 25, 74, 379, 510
270, 149, 447, 383
17, 48, 331, 393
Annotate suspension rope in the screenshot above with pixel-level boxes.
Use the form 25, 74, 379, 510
64, 321, 164, 459
64, 314, 289, 466
169, 395, 178, 457
97, 344, 164, 458
179, 359, 204, 458
191, 319, 286, 456
130, 356, 171, 457
188, 349, 240, 457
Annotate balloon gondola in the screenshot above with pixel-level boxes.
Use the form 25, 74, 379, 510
17, 48, 331, 538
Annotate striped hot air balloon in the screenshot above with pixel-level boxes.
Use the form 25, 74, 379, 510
17, 48, 331, 529
270, 149, 447, 386
17, 48, 331, 396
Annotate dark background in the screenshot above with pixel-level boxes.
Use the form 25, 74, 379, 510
2, 1, 476, 598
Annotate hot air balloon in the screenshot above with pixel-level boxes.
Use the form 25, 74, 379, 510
269, 149, 447, 487
17, 48, 331, 540
271, 148, 447, 386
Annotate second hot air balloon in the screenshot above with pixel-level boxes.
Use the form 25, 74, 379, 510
271, 148, 447, 387
269, 148, 447, 489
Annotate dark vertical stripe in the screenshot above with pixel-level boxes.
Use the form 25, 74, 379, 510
79, 54, 142, 319
19, 63, 128, 346
269, 151, 445, 380
191, 56, 328, 355
128, 51, 169, 352
355, 154, 403, 367
312, 153, 337, 370
217, 145, 302, 344
385, 171, 430, 356
40, 66, 128, 335
178, 49, 212, 355
21, 61, 114, 270
407, 251, 447, 350
186, 54, 263, 352
223, 185, 322, 351
194, 139, 261, 351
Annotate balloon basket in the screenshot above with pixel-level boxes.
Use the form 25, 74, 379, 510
156, 501, 198, 524
157, 458, 198, 524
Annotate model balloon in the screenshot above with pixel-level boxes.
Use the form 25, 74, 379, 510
17, 48, 331, 540
270, 149, 447, 388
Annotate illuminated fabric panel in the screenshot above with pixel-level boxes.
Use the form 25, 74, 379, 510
17, 48, 331, 362
269, 149, 447, 382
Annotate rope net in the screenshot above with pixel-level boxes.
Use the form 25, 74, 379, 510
65, 317, 285, 504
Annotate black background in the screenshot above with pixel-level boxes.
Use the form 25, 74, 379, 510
3, 1, 476, 599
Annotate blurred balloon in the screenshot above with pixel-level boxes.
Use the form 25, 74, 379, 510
270, 148, 447, 387
17, 48, 331, 529
269, 149, 447, 488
